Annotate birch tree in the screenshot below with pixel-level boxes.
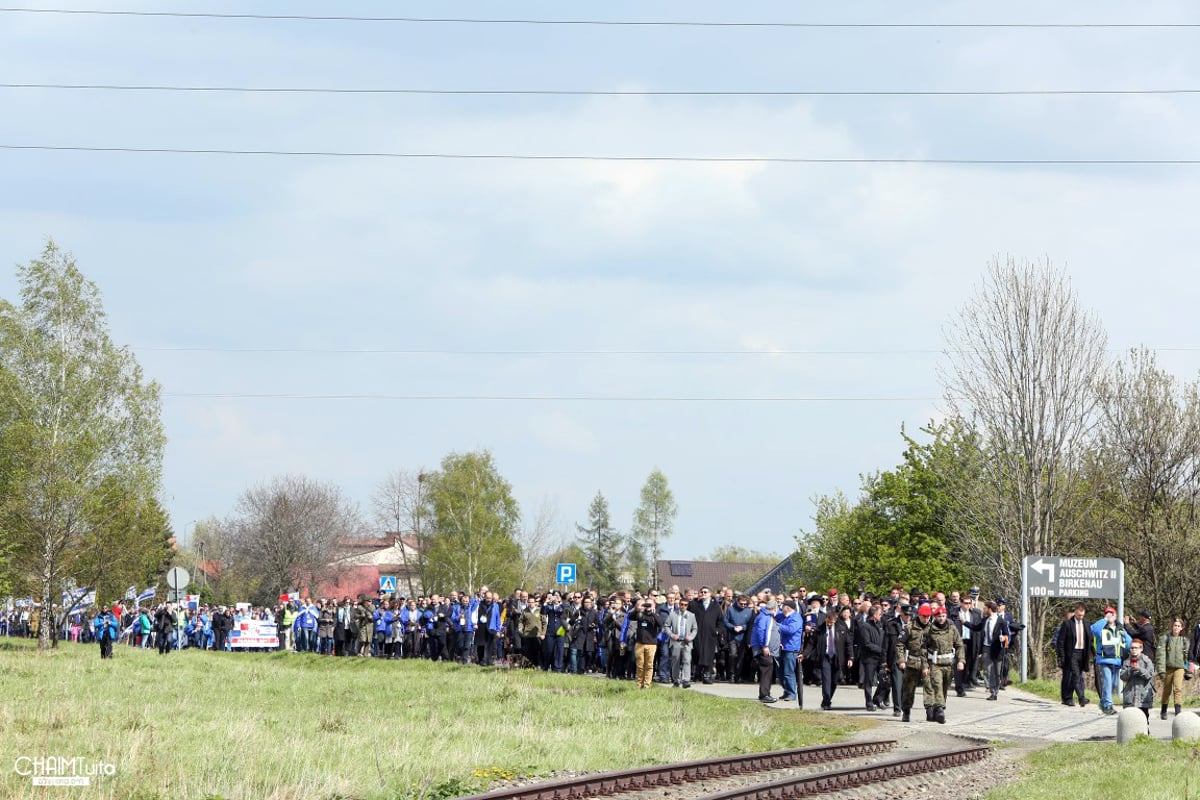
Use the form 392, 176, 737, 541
423, 450, 521, 592
0, 241, 164, 650
939, 256, 1107, 678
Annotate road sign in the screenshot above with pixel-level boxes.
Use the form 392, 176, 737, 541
1023, 556, 1123, 599
379, 575, 397, 593
556, 563, 577, 585
1020, 555, 1125, 682
166, 566, 190, 591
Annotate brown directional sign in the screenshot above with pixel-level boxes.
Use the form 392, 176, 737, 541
1023, 556, 1123, 599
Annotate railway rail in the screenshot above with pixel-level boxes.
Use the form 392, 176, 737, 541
456, 740, 895, 800
457, 739, 990, 800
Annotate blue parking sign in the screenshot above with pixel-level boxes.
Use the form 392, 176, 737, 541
556, 563, 577, 585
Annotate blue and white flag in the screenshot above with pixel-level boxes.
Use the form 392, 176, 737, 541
123, 585, 137, 601
136, 587, 156, 604
61, 586, 93, 607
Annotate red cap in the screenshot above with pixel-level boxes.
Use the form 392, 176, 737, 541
917, 605, 933, 617
935, 606, 948, 615
1104, 606, 1116, 615
828, 588, 839, 597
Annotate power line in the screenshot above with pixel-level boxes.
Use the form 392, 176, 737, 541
138, 346, 949, 355
3, 144, 1198, 165
0, 8, 1196, 28
163, 392, 944, 402
5, 82, 1200, 97
133, 345, 1200, 357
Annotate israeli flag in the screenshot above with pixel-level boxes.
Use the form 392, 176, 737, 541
136, 587, 157, 604
123, 585, 137, 601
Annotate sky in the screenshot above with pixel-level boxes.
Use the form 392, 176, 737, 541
2, 1, 1200, 562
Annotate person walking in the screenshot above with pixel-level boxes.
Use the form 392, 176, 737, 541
778, 600, 804, 705
1056, 604, 1094, 707
664, 594, 698, 688
897, 604, 933, 722
751, 599, 782, 703
687, 587, 723, 684
813, 609, 847, 710
856, 604, 885, 711
93, 607, 119, 659
1091, 606, 1131, 716
922, 606, 965, 723
1156, 618, 1190, 719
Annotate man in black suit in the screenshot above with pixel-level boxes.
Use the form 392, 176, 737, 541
963, 601, 1009, 700
812, 609, 851, 709
1056, 603, 1094, 706
954, 595, 982, 696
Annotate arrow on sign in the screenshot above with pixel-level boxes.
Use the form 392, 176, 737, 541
1030, 559, 1056, 583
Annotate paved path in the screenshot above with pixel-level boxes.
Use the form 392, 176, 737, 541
687, 679, 1179, 742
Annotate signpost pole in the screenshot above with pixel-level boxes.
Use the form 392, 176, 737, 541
1020, 556, 1029, 683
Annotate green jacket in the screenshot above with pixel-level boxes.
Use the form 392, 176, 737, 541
896, 618, 932, 669
923, 620, 965, 666
1156, 633, 1189, 673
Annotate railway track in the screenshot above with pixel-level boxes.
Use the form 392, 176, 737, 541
457, 739, 991, 800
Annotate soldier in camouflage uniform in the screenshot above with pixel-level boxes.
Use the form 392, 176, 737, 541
896, 604, 934, 722
922, 605, 965, 724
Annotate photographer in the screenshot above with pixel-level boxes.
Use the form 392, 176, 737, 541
628, 597, 662, 689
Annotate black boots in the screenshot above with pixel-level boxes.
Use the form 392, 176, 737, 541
1177, 704, 1183, 716
934, 706, 946, 724
901, 709, 911, 722
1162, 706, 1169, 720
925, 707, 934, 722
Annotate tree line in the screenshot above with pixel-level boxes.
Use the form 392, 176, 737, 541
190, 459, 683, 607
799, 257, 1200, 678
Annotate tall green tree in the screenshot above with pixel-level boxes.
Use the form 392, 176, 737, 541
0, 241, 164, 649
424, 450, 521, 592
71, 484, 174, 609
576, 491, 620, 592
630, 469, 678, 589
796, 424, 973, 596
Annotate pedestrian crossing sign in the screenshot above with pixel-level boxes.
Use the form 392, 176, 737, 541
379, 575, 397, 593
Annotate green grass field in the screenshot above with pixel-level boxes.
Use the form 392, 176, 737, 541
0, 639, 863, 800
1018, 677, 1200, 708
989, 739, 1200, 800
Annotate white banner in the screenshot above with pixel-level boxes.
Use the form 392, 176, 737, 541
227, 620, 279, 649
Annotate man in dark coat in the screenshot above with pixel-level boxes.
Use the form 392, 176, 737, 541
812, 609, 851, 710
687, 586, 724, 684
1056, 603, 1094, 706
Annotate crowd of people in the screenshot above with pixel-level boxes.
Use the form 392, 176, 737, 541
8, 581, 1199, 726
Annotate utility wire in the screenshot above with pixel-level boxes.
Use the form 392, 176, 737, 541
134, 346, 1200, 356
3, 144, 1197, 165
137, 347, 948, 355
5, 82, 1200, 97
0, 8, 1196, 28
163, 392, 944, 402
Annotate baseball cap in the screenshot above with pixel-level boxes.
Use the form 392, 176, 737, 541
782, 600, 797, 610
1104, 606, 1117, 615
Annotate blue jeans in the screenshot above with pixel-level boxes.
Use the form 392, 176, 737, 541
780, 650, 798, 698
1098, 662, 1120, 709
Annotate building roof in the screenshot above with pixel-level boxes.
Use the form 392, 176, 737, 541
653, 560, 775, 594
